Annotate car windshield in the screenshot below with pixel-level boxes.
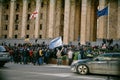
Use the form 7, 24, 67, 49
93, 53, 112, 61
0, 46, 6, 52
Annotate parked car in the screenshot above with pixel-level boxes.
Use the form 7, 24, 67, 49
71, 53, 120, 76
0, 46, 10, 67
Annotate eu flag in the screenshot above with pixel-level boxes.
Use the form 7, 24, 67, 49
97, 6, 108, 17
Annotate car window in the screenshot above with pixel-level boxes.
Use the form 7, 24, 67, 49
94, 53, 112, 61
100, 53, 112, 57
97, 56, 111, 61
0, 46, 6, 52
111, 54, 120, 61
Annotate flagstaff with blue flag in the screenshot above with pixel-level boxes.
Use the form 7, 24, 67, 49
97, 6, 108, 17
49, 37, 63, 49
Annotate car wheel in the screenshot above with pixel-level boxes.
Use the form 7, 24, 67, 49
0, 63, 5, 67
77, 64, 88, 75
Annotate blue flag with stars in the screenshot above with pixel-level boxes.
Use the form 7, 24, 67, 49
97, 6, 108, 17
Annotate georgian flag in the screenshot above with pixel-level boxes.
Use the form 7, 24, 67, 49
30, 10, 38, 19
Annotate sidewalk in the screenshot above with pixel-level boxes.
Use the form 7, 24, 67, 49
42, 64, 70, 68
6, 62, 70, 68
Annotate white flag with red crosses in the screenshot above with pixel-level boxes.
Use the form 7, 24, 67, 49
30, 10, 38, 19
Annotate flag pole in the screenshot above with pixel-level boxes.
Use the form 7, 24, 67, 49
107, 3, 110, 39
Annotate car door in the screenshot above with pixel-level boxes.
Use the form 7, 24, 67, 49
88, 53, 112, 74
108, 53, 120, 76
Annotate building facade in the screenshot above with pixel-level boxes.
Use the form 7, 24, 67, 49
0, 0, 120, 45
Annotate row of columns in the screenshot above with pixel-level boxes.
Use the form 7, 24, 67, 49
0, 0, 104, 44
63, 0, 97, 44
80, 0, 120, 44
8, 0, 62, 39
98, 0, 120, 40
0, 0, 120, 44
8, 0, 42, 39
7, 0, 81, 44
78, 0, 97, 44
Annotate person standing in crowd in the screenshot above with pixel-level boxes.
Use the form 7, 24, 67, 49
78, 52, 81, 60
80, 46, 86, 59
13, 47, 21, 63
22, 46, 29, 64
44, 49, 50, 64
29, 49, 33, 63
9, 48, 14, 62
32, 48, 37, 65
38, 48, 43, 65
56, 47, 63, 65
67, 48, 74, 66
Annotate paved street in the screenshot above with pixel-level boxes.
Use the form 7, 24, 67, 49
0, 63, 119, 80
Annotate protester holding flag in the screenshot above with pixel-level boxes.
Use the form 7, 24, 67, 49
56, 47, 64, 65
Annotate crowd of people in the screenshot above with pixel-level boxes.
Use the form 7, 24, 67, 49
2, 39, 120, 66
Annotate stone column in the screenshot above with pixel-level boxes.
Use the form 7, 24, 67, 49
108, 0, 117, 39
118, 0, 120, 39
90, 1, 97, 41
54, 0, 62, 37
34, 0, 42, 38
74, 0, 81, 41
48, 0, 56, 38
9, 0, 16, 38
86, 0, 91, 41
21, 0, 28, 38
69, 0, 76, 42
42, 0, 48, 38
97, 0, 108, 39
0, 1, 2, 38
80, 0, 88, 44
63, 0, 70, 44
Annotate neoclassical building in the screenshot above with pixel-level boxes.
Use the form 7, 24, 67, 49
0, 0, 120, 45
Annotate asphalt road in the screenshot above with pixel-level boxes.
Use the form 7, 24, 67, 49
0, 63, 119, 80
